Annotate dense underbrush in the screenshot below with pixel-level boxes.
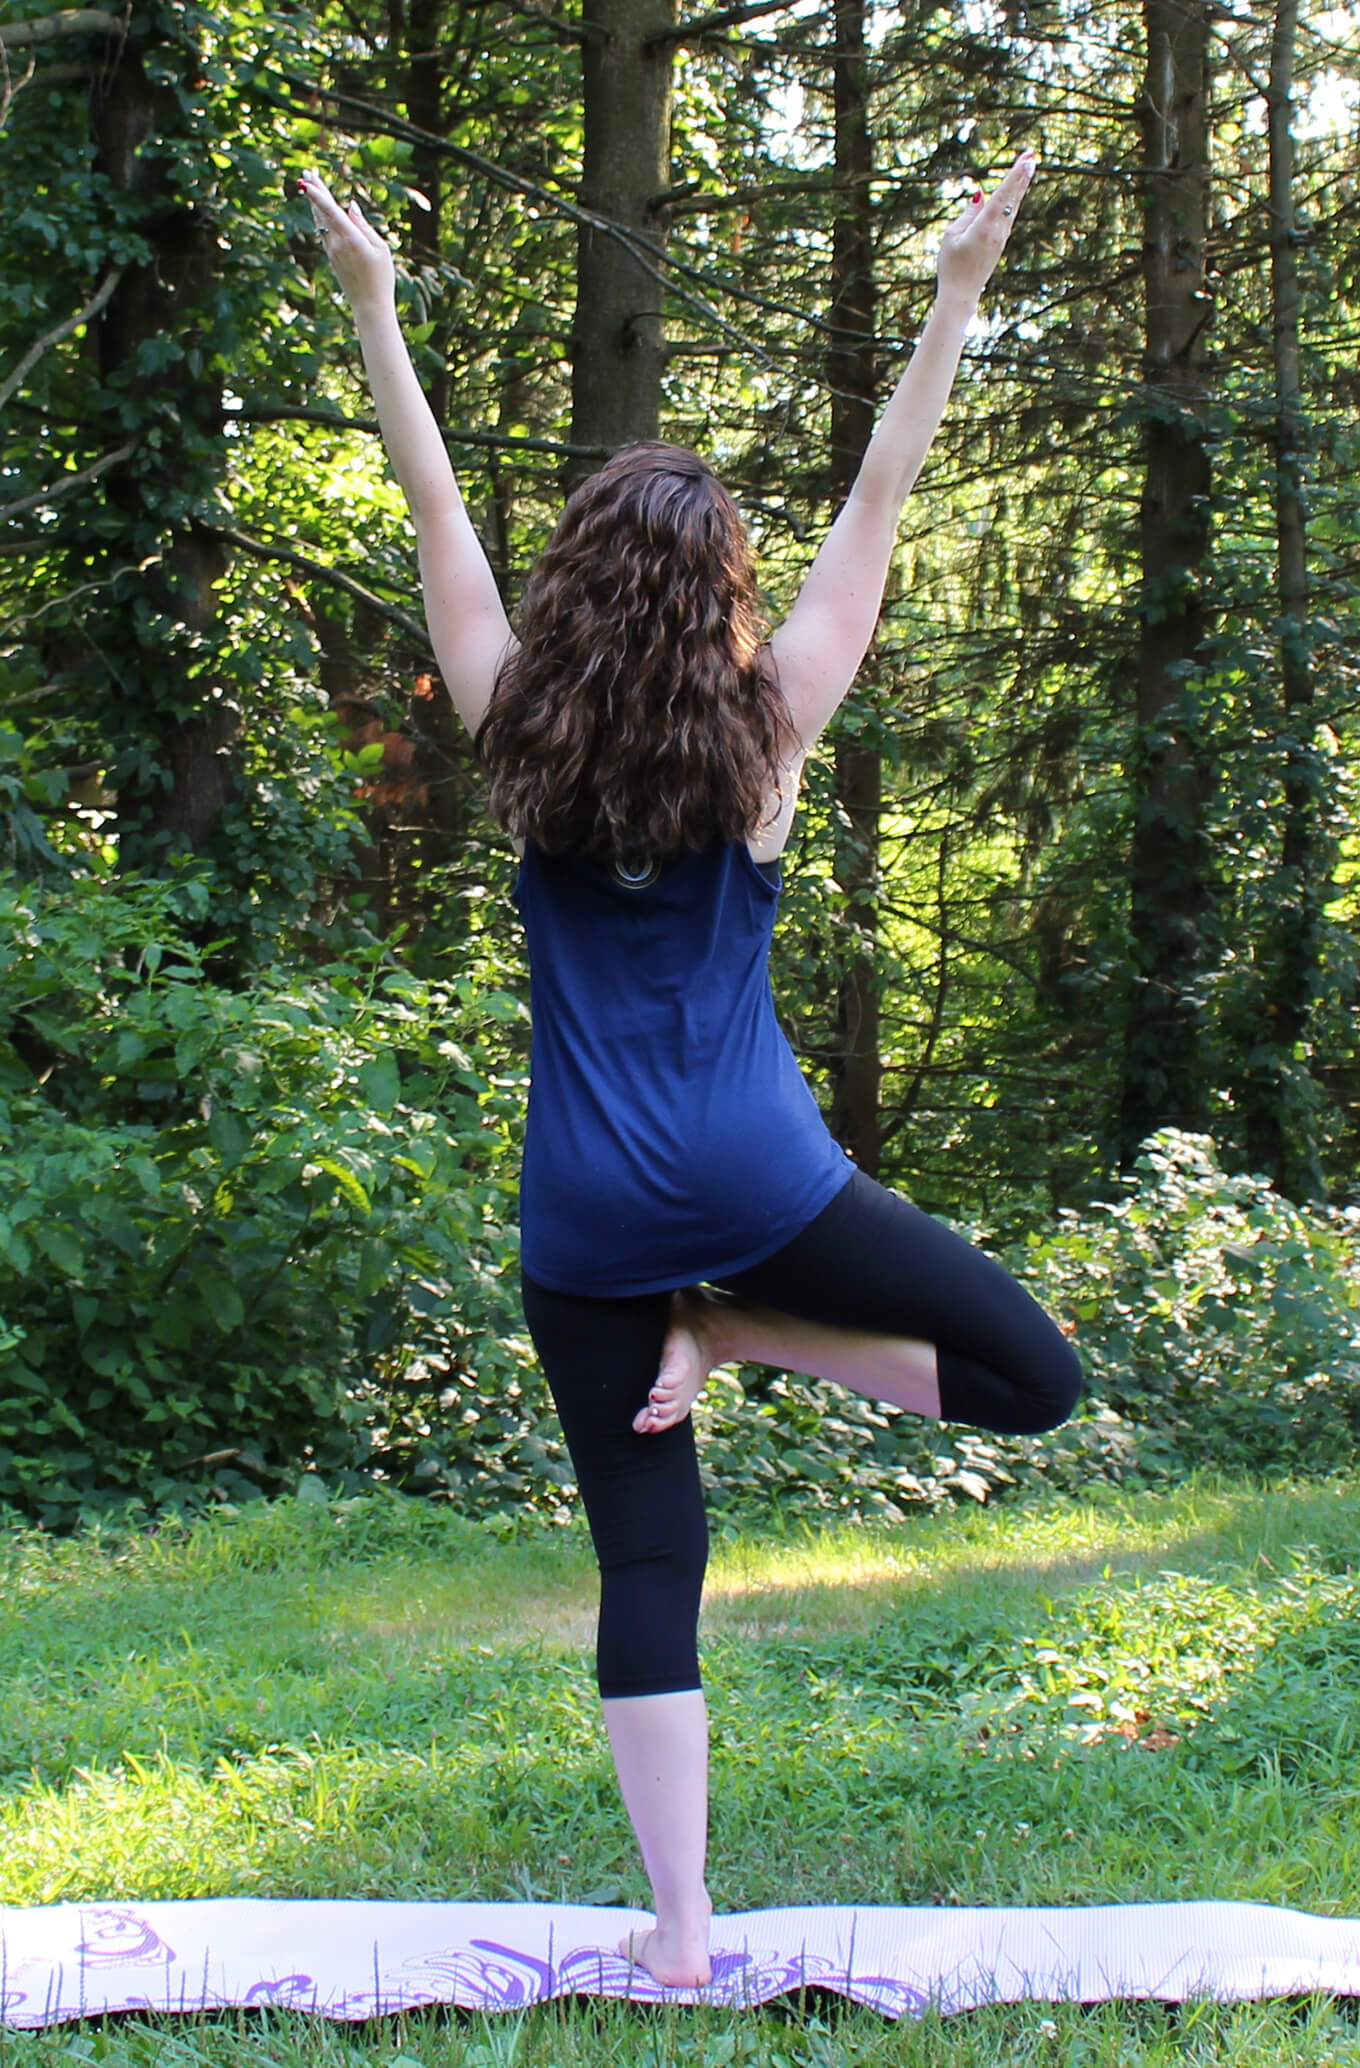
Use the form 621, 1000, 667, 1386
2, 877, 1357, 1530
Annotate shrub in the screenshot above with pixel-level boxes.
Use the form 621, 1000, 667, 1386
7, 874, 1354, 1539
1011, 1129, 1360, 1479
390, 1131, 1360, 1526
0, 870, 528, 1527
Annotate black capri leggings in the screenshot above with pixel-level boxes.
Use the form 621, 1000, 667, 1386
520, 1169, 1082, 1701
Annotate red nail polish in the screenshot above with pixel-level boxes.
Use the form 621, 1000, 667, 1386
972, 190, 983, 203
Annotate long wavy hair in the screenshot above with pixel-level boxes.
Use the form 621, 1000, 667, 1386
476, 442, 794, 861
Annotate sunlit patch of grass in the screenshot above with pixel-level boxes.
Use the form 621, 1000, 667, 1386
317, 1563, 596, 1657
702, 1474, 1359, 1649
2, 1475, 1359, 2064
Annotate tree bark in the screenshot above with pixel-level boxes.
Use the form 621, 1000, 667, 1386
388, 0, 478, 883
87, 23, 236, 859
1242, 0, 1329, 1198
825, 0, 881, 1177
1118, 0, 1216, 1166
403, 0, 450, 424
567, 0, 676, 476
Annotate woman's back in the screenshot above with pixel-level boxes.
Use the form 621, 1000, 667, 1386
515, 839, 850, 1296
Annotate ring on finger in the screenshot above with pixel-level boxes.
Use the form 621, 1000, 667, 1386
1002, 204, 1013, 217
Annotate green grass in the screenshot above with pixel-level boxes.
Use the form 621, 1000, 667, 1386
2, 1476, 1360, 2064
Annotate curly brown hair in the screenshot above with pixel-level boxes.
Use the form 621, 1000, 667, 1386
476, 441, 794, 861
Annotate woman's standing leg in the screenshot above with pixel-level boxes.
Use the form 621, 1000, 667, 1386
519, 1273, 714, 1985
603, 1690, 711, 1980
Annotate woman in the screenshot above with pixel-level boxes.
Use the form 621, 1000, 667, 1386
299, 148, 1079, 1988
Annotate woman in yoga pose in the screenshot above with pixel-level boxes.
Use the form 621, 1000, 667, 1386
299, 146, 1078, 1988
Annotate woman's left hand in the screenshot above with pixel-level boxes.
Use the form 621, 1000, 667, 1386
298, 169, 397, 318
936, 148, 1037, 310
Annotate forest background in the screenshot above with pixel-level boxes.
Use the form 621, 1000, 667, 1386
1, 0, 1358, 1531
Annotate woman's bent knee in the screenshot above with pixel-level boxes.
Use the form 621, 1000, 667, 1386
1008, 1337, 1084, 1435
938, 1334, 1083, 1437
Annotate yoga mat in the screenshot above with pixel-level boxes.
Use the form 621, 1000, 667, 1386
4, 1899, 1360, 2025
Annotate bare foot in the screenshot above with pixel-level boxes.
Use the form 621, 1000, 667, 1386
618, 1912, 713, 1987
634, 1292, 716, 1435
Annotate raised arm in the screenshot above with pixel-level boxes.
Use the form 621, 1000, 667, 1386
298, 172, 515, 734
769, 150, 1036, 752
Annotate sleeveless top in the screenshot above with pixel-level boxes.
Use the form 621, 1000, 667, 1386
514, 839, 853, 1296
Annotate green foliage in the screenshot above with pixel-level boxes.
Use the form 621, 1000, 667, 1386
8, 890, 1354, 1536
0, 723, 66, 874
5, 872, 1355, 1534
381, 1129, 1360, 1533
0, 868, 527, 1527
1014, 1129, 1360, 1479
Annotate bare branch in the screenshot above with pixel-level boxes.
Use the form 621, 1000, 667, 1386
298, 80, 857, 352
0, 267, 126, 415
658, 176, 832, 216
645, 0, 802, 48
0, 8, 123, 49
286, 79, 811, 361
20, 59, 93, 86
0, 439, 136, 522
1205, 11, 1269, 95
233, 402, 608, 462
0, 558, 147, 639
0, 679, 71, 711
0, 41, 35, 133
468, 0, 600, 43
216, 525, 431, 647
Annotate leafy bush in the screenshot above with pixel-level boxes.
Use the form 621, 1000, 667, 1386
6, 877, 1355, 1541
0, 869, 530, 1526
390, 1130, 1360, 1526
1012, 1129, 1360, 1479
0, 721, 66, 875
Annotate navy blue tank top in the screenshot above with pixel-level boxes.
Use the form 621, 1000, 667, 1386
514, 840, 853, 1296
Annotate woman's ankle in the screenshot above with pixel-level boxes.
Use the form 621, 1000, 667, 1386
680, 1287, 737, 1371
657, 1886, 712, 1930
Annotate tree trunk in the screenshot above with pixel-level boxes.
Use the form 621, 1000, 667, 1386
89, 23, 235, 860
826, 0, 881, 1177
1243, 0, 1329, 1198
567, 0, 676, 476
403, 0, 450, 425
1118, 0, 1215, 1165
394, 0, 479, 882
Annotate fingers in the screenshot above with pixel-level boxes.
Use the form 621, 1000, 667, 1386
979, 147, 1037, 231
946, 147, 1037, 241
988, 146, 1037, 222
297, 169, 343, 231
297, 171, 384, 247
345, 198, 387, 250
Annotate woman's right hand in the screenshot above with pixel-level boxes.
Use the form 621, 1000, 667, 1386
298, 170, 396, 317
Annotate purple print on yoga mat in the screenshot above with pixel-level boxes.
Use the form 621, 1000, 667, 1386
3, 1899, 1360, 2027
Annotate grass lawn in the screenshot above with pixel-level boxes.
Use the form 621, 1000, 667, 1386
2, 1475, 1359, 2064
